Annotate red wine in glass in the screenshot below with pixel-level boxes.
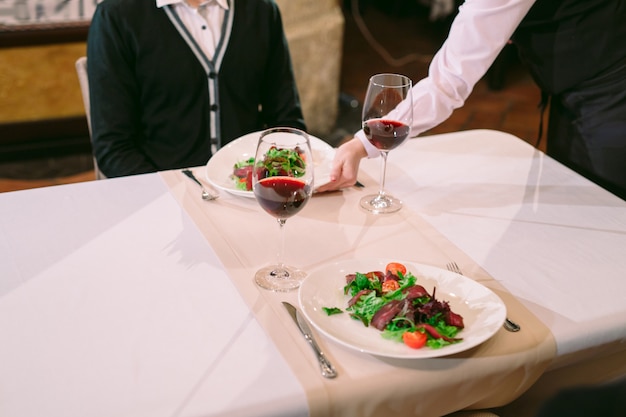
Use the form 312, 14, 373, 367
363, 119, 410, 151
360, 73, 413, 214
252, 127, 314, 291
254, 177, 311, 219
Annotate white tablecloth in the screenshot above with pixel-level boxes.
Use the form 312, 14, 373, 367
0, 175, 307, 417
1, 129, 625, 417
376, 130, 626, 367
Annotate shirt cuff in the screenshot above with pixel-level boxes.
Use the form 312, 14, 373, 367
355, 129, 380, 159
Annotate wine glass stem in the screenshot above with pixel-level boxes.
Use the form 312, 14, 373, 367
276, 218, 287, 271
378, 151, 389, 197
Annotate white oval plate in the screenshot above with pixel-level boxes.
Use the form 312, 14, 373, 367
298, 259, 506, 359
205, 131, 336, 198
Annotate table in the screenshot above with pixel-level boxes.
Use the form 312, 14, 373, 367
2, 129, 625, 417
378, 130, 626, 364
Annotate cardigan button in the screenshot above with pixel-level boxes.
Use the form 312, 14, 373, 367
209, 72, 217, 79
210, 104, 218, 111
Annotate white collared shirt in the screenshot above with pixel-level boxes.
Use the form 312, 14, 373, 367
157, 0, 229, 60
356, 0, 537, 158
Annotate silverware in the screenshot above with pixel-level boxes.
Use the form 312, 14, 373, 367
282, 302, 337, 378
182, 169, 219, 201
503, 317, 521, 332
446, 262, 521, 333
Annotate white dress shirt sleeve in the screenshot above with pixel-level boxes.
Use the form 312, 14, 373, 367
356, 0, 537, 158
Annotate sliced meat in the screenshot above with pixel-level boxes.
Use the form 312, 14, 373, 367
347, 289, 372, 307
370, 299, 403, 330
402, 284, 430, 300
417, 323, 462, 343
446, 311, 465, 329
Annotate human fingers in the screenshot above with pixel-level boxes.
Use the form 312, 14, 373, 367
316, 138, 366, 192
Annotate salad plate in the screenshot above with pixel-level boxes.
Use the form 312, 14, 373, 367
205, 131, 336, 198
298, 259, 506, 359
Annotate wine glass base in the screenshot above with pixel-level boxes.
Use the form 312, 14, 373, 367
360, 193, 402, 214
254, 265, 306, 292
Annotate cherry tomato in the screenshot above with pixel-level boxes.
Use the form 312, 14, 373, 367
381, 280, 400, 293
402, 330, 427, 349
365, 271, 385, 282
385, 262, 407, 276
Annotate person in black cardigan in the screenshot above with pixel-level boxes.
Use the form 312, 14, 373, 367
87, 0, 306, 177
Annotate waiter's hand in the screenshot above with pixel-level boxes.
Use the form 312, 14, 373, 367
316, 137, 368, 192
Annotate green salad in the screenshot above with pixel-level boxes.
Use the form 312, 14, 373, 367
324, 262, 465, 350
231, 147, 306, 191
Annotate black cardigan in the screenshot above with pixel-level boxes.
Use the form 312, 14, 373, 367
87, 0, 306, 177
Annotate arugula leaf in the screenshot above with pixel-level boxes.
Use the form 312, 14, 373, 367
234, 157, 254, 169
322, 307, 343, 316
397, 271, 416, 289
261, 147, 306, 177
344, 272, 382, 296
433, 321, 461, 339
346, 291, 386, 326
381, 327, 407, 343
426, 337, 452, 349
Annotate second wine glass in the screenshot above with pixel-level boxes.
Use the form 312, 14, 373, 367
252, 127, 313, 291
360, 73, 413, 214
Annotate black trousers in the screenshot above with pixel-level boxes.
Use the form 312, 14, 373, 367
547, 58, 626, 200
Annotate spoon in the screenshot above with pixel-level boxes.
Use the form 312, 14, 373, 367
503, 317, 521, 332
182, 169, 218, 201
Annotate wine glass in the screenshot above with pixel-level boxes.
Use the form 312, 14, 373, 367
360, 73, 413, 214
252, 127, 314, 291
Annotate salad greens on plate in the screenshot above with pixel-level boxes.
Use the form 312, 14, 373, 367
231, 157, 255, 191
325, 262, 465, 350
231, 147, 306, 191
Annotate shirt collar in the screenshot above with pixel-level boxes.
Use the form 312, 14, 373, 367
156, 0, 229, 10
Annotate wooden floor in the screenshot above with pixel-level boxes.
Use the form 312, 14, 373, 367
0, 3, 545, 194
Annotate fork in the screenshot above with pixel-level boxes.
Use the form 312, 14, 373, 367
446, 262, 521, 332
182, 169, 219, 201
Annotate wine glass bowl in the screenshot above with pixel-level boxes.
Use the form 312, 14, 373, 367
252, 127, 313, 291
363, 119, 411, 151
360, 73, 413, 214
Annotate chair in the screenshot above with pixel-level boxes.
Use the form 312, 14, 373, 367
75, 56, 107, 180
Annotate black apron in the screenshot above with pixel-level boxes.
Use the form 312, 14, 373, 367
512, 0, 626, 199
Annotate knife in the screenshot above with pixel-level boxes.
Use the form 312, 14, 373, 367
282, 302, 337, 379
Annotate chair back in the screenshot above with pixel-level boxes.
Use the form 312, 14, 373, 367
75, 57, 106, 180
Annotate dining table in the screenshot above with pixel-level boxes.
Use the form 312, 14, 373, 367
1, 129, 625, 417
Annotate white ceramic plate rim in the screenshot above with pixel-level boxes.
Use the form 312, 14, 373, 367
205, 131, 336, 198
298, 258, 506, 359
